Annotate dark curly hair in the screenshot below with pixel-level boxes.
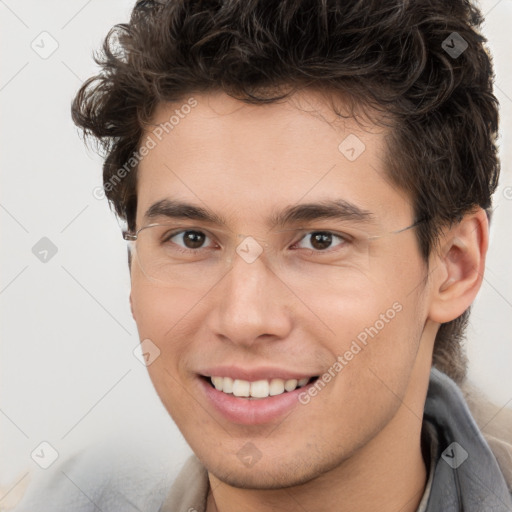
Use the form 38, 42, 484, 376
72, 0, 500, 384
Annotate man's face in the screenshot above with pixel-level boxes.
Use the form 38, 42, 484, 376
130, 90, 433, 488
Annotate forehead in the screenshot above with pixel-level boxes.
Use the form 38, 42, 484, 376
136, 90, 413, 228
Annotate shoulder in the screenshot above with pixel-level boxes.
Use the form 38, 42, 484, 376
460, 378, 512, 492
14, 437, 184, 512
158, 455, 209, 512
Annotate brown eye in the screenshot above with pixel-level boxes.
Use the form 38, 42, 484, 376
310, 232, 332, 250
183, 231, 206, 248
168, 230, 210, 250
295, 231, 348, 251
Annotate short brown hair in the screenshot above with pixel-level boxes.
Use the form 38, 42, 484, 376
72, 0, 500, 383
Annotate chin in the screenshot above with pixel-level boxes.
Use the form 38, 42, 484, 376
209, 466, 319, 490
202, 449, 341, 490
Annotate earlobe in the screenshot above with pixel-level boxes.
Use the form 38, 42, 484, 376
428, 209, 489, 324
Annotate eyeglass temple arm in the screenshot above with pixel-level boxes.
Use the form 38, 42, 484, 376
121, 217, 429, 242
366, 217, 428, 241
123, 232, 137, 241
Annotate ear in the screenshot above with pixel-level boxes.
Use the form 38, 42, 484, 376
428, 208, 489, 324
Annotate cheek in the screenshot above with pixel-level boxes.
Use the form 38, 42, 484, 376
322, 292, 419, 385
130, 263, 203, 338
130, 277, 204, 423
312, 263, 426, 397
307, 269, 406, 344
303, 299, 423, 455
130, 272, 207, 394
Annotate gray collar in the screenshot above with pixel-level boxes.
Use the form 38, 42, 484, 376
423, 368, 512, 511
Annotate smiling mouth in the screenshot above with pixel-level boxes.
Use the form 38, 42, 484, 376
202, 375, 319, 399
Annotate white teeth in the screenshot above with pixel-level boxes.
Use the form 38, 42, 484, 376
232, 379, 250, 397
210, 376, 311, 398
223, 377, 234, 394
250, 380, 270, 398
211, 376, 223, 390
269, 378, 285, 396
284, 379, 298, 392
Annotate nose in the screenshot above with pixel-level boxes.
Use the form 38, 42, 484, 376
206, 247, 293, 347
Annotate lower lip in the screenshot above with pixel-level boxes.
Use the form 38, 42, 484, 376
199, 377, 315, 425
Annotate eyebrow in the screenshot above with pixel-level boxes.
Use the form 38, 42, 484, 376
270, 200, 374, 229
143, 198, 375, 230
145, 199, 227, 226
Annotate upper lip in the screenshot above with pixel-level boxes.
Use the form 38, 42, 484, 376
199, 366, 317, 382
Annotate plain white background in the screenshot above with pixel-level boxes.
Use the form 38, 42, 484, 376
1, 0, 511, 501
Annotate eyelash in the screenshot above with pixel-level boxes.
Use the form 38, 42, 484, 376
163, 229, 350, 255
